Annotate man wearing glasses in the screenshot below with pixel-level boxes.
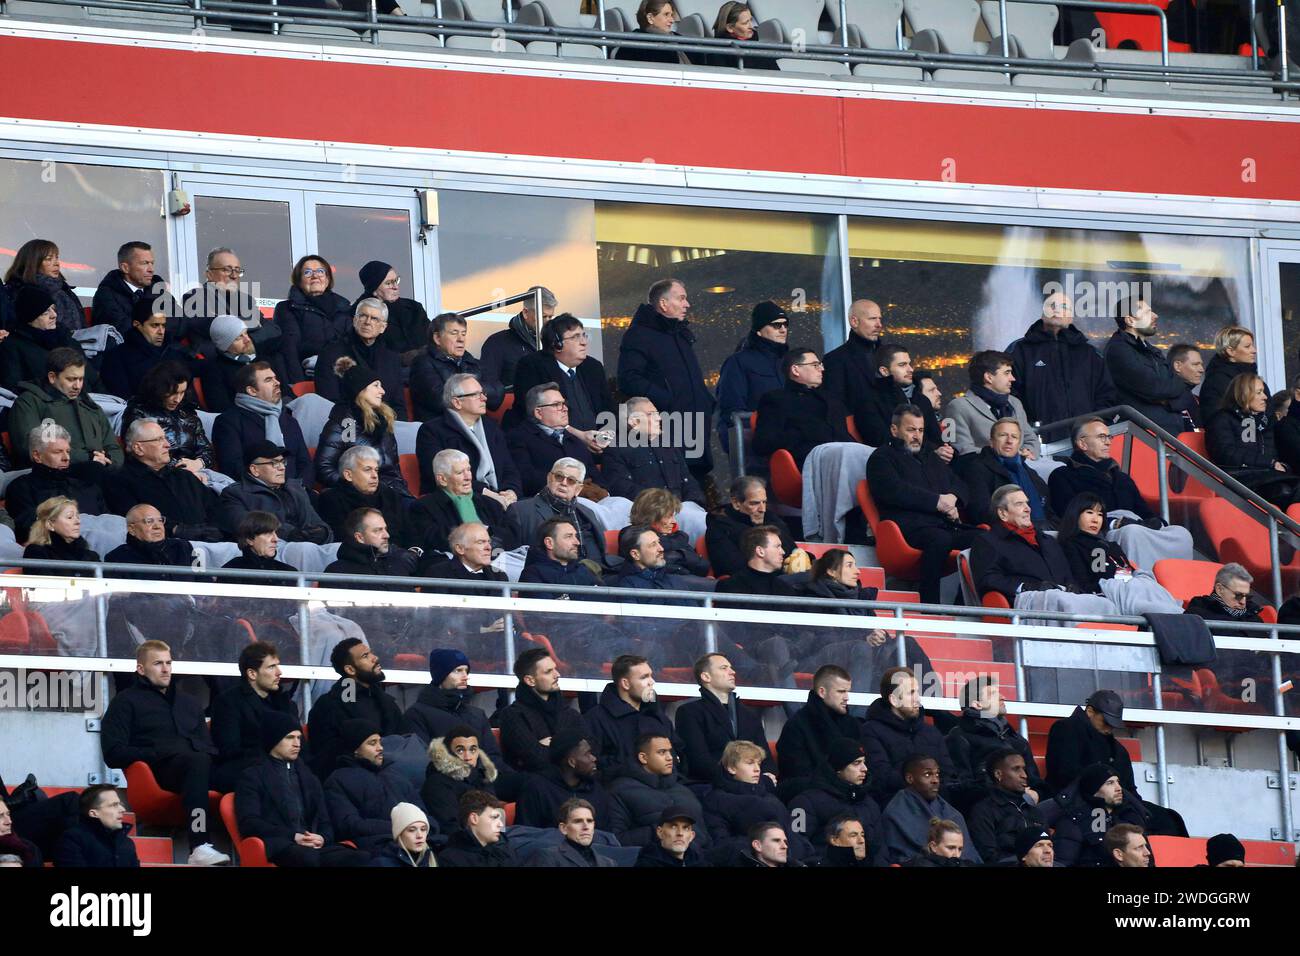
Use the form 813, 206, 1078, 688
1186, 563, 1271, 703
106, 419, 225, 542
716, 301, 790, 453
104, 503, 198, 572
506, 458, 612, 570
509, 313, 613, 440
507, 383, 611, 498
752, 348, 854, 470
181, 247, 285, 370
415, 372, 521, 502
315, 298, 407, 420
217, 439, 331, 544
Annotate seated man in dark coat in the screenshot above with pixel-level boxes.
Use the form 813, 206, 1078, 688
211, 640, 301, 793
586, 655, 681, 781
497, 647, 589, 774
674, 652, 775, 784
100, 297, 191, 400
317, 446, 417, 549
970, 485, 1079, 604
90, 240, 172, 336
788, 738, 883, 862
861, 666, 958, 804
633, 807, 709, 868
516, 731, 613, 831
1050, 763, 1147, 867
774, 665, 863, 800
1168, 344, 1205, 431
1103, 297, 1188, 437
100, 640, 228, 865
715, 301, 788, 452
945, 674, 1046, 798
305, 637, 405, 780
523, 797, 617, 868
480, 286, 553, 393
509, 313, 614, 435
421, 727, 502, 835
703, 475, 795, 578
954, 418, 1054, 527
195, 314, 279, 413
52, 786, 139, 869
322, 507, 419, 585
864, 403, 979, 604
408, 448, 515, 557
415, 372, 521, 500
1007, 290, 1116, 426
235, 714, 368, 867
752, 346, 854, 469
1044, 689, 1138, 798
105, 418, 224, 542
437, 790, 517, 868
607, 733, 709, 848
517, 518, 602, 602
1048, 415, 1157, 520
1185, 563, 1274, 698
507, 381, 601, 498
315, 297, 406, 420
881, 755, 981, 865
217, 439, 331, 543
505, 457, 613, 571
409, 311, 503, 421
211, 359, 313, 484
103, 504, 196, 571
966, 748, 1046, 865
852, 344, 945, 452
5, 423, 106, 541
323, 720, 427, 850
600, 396, 707, 509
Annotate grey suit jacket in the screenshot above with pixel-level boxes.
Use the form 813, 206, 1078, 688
942, 393, 1041, 458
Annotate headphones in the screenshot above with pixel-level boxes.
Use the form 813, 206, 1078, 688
542, 318, 567, 353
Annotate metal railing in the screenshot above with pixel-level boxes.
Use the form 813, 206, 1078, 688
451, 287, 546, 351
2, 0, 1296, 95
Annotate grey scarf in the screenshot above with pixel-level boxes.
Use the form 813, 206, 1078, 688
449, 413, 498, 491
235, 393, 285, 446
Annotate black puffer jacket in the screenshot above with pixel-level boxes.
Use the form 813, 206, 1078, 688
409, 347, 503, 421
701, 772, 795, 849
1052, 790, 1147, 867
860, 697, 957, 802
321, 540, 419, 587
788, 762, 884, 859
966, 786, 1046, 864
324, 755, 428, 848
606, 766, 708, 848
419, 736, 498, 833
121, 399, 213, 468
0, 320, 98, 393
101, 329, 190, 401
236, 756, 332, 859
314, 330, 406, 420
316, 481, 417, 549
516, 765, 613, 830
274, 286, 352, 384
53, 820, 139, 868
1198, 354, 1257, 421
497, 685, 589, 774
313, 401, 407, 493
945, 710, 1046, 796
400, 683, 500, 757
617, 303, 715, 420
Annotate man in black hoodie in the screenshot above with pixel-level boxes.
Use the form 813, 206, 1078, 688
480, 285, 554, 391
438, 790, 517, 867
822, 298, 884, 414
752, 347, 854, 469
788, 737, 883, 860
5, 425, 107, 540
211, 640, 301, 792
775, 664, 862, 800
966, 748, 1047, 864
323, 720, 427, 850
586, 654, 679, 780
516, 730, 613, 830
305, 638, 405, 780
675, 652, 775, 784
861, 665, 957, 804
1007, 290, 1116, 426
100, 640, 229, 865
497, 647, 589, 774
617, 278, 716, 482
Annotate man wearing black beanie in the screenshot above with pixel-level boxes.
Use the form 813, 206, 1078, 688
1016, 827, 1055, 867
789, 737, 883, 862
323, 719, 426, 850
715, 301, 789, 452
1205, 832, 1246, 867
1052, 762, 1147, 867
515, 731, 612, 830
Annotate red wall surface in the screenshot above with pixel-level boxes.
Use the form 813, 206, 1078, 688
1, 33, 1298, 201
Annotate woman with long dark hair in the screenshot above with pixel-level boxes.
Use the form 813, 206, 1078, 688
122, 360, 213, 479
2, 239, 83, 335
706, 2, 778, 69
615, 1, 693, 63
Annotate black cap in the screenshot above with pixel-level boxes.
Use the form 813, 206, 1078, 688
1014, 827, 1052, 859
1206, 833, 1245, 867
658, 806, 696, 826
247, 440, 287, 464
1086, 689, 1125, 729
750, 300, 788, 332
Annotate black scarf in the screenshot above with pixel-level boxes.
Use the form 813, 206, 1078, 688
970, 382, 1014, 420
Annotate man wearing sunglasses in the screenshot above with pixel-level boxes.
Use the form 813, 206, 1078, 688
506, 458, 613, 570
715, 301, 789, 452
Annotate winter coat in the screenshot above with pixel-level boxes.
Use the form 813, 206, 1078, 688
407, 487, 514, 556
90, 268, 172, 336
852, 375, 942, 450
311, 330, 405, 420
480, 311, 538, 390
1044, 705, 1138, 797
1198, 354, 1257, 421
945, 710, 1046, 796
415, 410, 521, 497
943, 391, 1041, 458
506, 419, 598, 498
586, 682, 679, 780
971, 522, 1077, 601
0, 322, 100, 394
317, 481, 417, 549
5, 463, 106, 542
606, 766, 708, 847
53, 819, 140, 868
1103, 330, 1189, 436
702, 504, 796, 578
1060, 529, 1133, 594
753, 380, 855, 469
101, 674, 217, 768
881, 787, 982, 864
600, 441, 705, 507
860, 696, 957, 802
369, 839, 438, 868
506, 491, 609, 567
1052, 790, 1147, 867
524, 838, 617, 868
774, 689, 863, 795
1008, 320, 1116, 425
305, 676, 405, 780
179, 283, 277, 351
8, 381, 122, 469
420, 736, 498, 833
497, 685, 589, 774
1048, 448, 1153, 519
617, 303, 714, 421
103, 535, 193, 574
715, 333, 785, 446
236, 756, 333, 858
324, 755, 428, 848
400, 684, 501, 763
966, 786, 1046, 864
314, 401, 407, 493
212, 401, 313, 484
1206, 406, 1281, 473
274, 286, 352, 385
954, 446, 1055, 527
517, 550, 602, 599
409, 346, 502, 422
1276, 403, 1300, 473
864, 438, 972, 537
196, 352, 259, 413
656, 528, 709, 578
321, 540, 419, 588
516, 766, 613, 830
211, 680, 301, 777
8, 274, 82, 335
23, 534, 101, 574
822, 331, 882, 413
369, 296, 430, 361
634, 840, 709, 867
104, 458, 222, 542
121, 399, 213, 468
701, 773, 791, 847
788, 762, 884, 858
218, 477, 331, 543
101, 329, 190, 401
675, 689, 775, 783
436, 828, 518, 867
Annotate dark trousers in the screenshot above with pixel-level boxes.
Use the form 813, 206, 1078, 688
211, 758, 253, 795
150, 751, 213, 850
903, 525, 981, 604
270, 844, 371, 867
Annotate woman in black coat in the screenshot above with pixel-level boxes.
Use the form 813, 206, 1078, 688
122, 360, 214, 475
704, 1, 780, 69
1198, 326, 1260, 420
274, 255, 353, 385
1205, 371, 1300, 507
2, 238, 83, 335
0, 285, 99, 392
1056, 492, 1137, 595
614, 1, 693, 64
420, 730, 499, 834
314, 357, 408, 494
22, 496, 101, 573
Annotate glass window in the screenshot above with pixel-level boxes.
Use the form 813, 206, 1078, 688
1278, 261, 1300, 388
314, 204, 414, 304
847, 218, 1251, 402
0, 158, 167, 298
194, 196, 292, 309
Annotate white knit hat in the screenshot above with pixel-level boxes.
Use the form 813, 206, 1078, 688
390, 802, 429, 841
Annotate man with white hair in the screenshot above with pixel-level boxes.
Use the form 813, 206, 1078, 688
415, 372, 521, 502
409, 448, 518, 556
1186, 563, 1269, 700
317, 444, 416, 547
315, 297, 405, 419
481, 285, 557, 391
6, 423, 107, 539
506, 457, 611, 568
105, 418, 224, 542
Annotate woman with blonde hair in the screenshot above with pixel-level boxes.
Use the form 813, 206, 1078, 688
1200, 325, 1261, 418
23, 495, 100, 569
1206, 371, 1300, 507
314, 356, 408, 494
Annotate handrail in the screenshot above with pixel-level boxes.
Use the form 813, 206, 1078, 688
451, 287, 545, 351
3, 0, 1296, 92
1005, 0, 1169, 67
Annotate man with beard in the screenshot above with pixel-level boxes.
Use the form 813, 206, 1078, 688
322, 507, 420, 584
212, 360, 312, 484
861, 666, 959, 804
323, 721, 427, 850
946, 675, 1045, 798
587, 655, 679, 780
516, 731, 612, 830
497, 648, 589, 774
1104, 297, 1187, 437
634, 807, 709, 868
1052, 764, 1148, 867
966, 748, 1046, 864
306, 638, 404, 779
211, 640, 301, 792
774, 664, 862, 800
852, 344, 946, 453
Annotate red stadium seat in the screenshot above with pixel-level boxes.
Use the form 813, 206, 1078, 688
605, 529, 620, 555
504, 801, 516, 825
403, 386, 415, 421
486, 392, 514, 425
1152, 558, 1224, 605
291, 381, 316, 398
123, 762, 221, 829
857, 479, 958, 584
191, 377, 209, 411
845, 416, 863, 443
769, 449, 803, 509
219, 793, 273, 867
1199, 497, 1300, 592
398, 453, 421, 497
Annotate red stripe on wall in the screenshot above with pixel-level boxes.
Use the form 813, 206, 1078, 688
1, 33, 1297, 201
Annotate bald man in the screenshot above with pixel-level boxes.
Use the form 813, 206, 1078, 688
823, 299, 884, 412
